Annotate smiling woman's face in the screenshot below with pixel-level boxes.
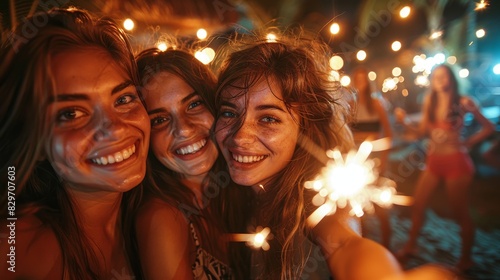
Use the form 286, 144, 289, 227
215, 78, 300, 187
142, 71, 218, 179
46, 48, 150, 193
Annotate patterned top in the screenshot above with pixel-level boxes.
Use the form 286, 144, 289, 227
190, 223, 233, 280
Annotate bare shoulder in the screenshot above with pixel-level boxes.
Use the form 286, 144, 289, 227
137, 197, 189, 225
0, 215, 62, 279
135, 197, 190, 238
135, 198, 195, 279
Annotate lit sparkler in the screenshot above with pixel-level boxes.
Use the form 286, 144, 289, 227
475, 0, 488, 11
228, 227, 272, 251
305, 140, 410, 228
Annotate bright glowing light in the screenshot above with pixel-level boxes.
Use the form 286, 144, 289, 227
228, 227, 271, 251
340, 75, 351, 87
356, 50, 367, 61
391, 41, 401, 51
413, 53, 446, 75
429, 30, 443, 40
156, 42, 168, 51
447, 56, 457, 65
197, 28, 208, 40
382, 77, 397, 92
415, 75, 429, 87
305, 141, 401, 227
392, 67, 402, 77
266, 33, 277, 42
459, 68, 469, 78
370, 137, 392, 152
307, 202, 335, 227
475, 0, 488, 11
433, 53, 446, 64
476, 29, 486, 38
123, 18, 134, 31
493, 64, 500, 75
194, 47, 215, 65
399, 6, 411, 18
402, 89, 409, 97
368, 71, 377, 81
329, 55, 344, 70
330, 22, 340, 35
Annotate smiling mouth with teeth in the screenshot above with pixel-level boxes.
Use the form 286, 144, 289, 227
91, 145, 136, 165
176, 139, 207, 155
232, 154, 266, 163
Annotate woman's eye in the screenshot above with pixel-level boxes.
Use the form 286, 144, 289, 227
220, 111, 236, 118
188, 100, 203, 110
116, 94, 137, 105
57, 108, 86, 122
261, 116, 279, 123
151, 116, 169, 127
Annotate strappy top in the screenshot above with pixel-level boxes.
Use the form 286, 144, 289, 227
189, 223, 233, 280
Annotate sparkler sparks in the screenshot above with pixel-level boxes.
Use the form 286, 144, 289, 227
232, 136, 413, 250
305, 140, 404, 228
475, 0, 488, 11
228, 227, 272, 251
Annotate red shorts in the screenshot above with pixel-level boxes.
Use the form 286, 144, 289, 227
426, 151, 475, 179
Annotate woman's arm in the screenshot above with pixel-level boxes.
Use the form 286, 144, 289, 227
312, 211, 458, 280
394, 95, 430, 139
312, 212, 402, 280
461, 96, 495, 149
135, 198, 195, 280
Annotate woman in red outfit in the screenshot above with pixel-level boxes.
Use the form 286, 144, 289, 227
395, 64, 495, 271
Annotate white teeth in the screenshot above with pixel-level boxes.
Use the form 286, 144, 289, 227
91, 145, 135, 166
176, 139, 207, 155
232, 154, 265, 163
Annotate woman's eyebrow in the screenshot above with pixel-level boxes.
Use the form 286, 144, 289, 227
111, 80, 134, 95
255, 104, 286, 112
220, 100, 237, 109
49, 93, 89, 103
49, 80, 135, 103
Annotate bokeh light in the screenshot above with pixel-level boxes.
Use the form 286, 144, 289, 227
197, 28, 208, 40
330, 23, 340, 35
391, 41, 401, 51
123, 18, 134, 31
356, 50, 367, 61
459, 68, 469, 78
399, 6, 411, 18
329, 55, 344, 70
